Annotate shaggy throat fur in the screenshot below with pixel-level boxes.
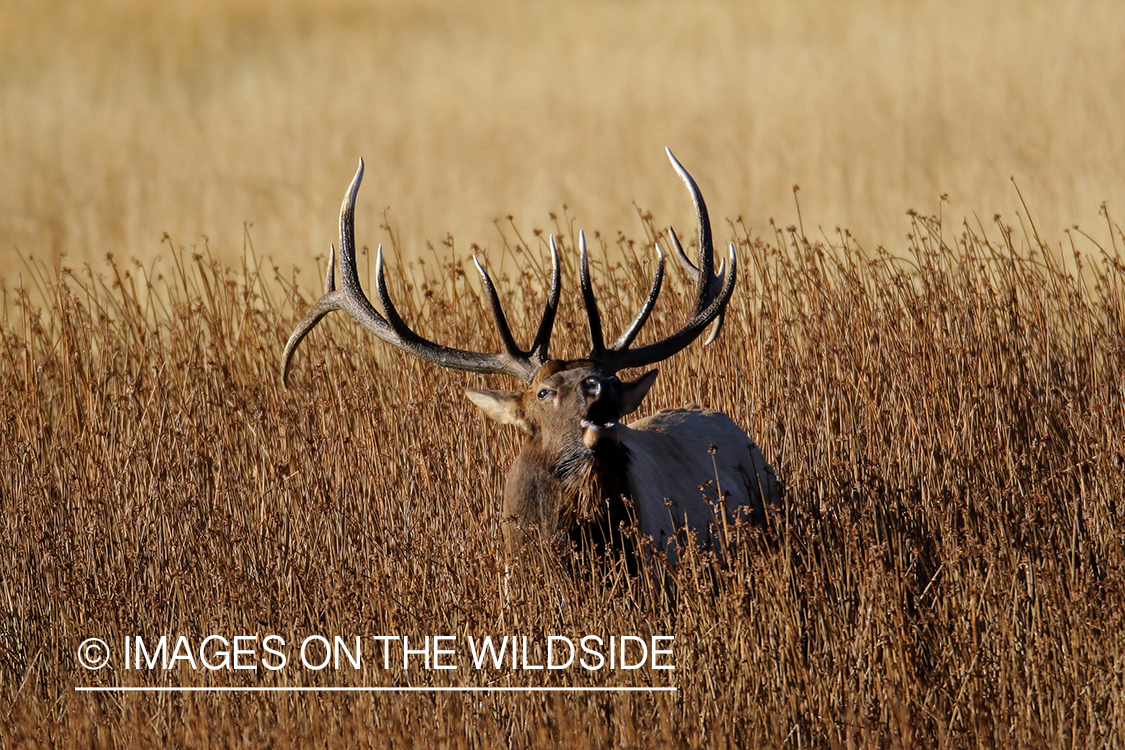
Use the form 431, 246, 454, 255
553, 443, 638, 561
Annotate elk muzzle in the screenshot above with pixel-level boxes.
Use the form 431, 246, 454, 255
579, 374, 624, 449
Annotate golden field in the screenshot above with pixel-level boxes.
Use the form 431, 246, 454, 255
3, 202, 1124, 747
1, 0, 1124, 277
2, 0, 1125, 747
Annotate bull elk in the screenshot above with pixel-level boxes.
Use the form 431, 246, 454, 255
282, 150, 778, 563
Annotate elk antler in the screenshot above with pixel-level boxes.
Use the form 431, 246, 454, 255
281, 159, 560, 385
578, 148, 737, 374
665, 147, 729, 344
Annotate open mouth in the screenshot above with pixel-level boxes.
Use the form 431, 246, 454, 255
580, 418, 619, 449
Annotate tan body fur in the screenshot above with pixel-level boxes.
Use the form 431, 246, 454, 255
620, 408, 777, 563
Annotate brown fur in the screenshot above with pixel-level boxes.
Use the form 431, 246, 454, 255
471, 361, 652, 555
468, 361, 777, 563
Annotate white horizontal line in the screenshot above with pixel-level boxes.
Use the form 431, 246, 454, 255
76, 686, 677, 693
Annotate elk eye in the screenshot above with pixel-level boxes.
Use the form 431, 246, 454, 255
537, 388, 554, 401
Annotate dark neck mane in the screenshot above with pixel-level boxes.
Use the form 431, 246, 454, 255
552, 445, 637, 564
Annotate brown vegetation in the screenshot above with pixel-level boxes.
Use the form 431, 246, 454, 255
2, 202, 1123, 747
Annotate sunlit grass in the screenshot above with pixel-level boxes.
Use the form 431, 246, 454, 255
2, 196, 1123, 745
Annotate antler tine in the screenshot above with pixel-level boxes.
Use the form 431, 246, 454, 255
607, 242, 737, 372
666, 227, 727, 344
280, 162, 368, 387
336, 159, 365, 291
666, 226, 697, 277
610, 242, 665, 351
667, 224, 725, 286
529, 236, 562, 361
371, 244, 415, 340
472, 254, 523, 359
278, 242, 342, 385
280, 290, 340, 387
582, 151, 734, 374
324, 243, 337, 294
665, 148, 716, 314
701, 258, 726, 345
281, 158, 545, 385
578, 231, 606, 359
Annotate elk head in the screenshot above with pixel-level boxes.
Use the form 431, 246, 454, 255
282, 150, 736, 555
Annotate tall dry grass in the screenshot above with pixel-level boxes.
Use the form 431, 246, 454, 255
2, 194, 1123, 746
3, 0, 1125, 281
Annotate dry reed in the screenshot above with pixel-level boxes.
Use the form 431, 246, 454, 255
2, 200, 1123, 747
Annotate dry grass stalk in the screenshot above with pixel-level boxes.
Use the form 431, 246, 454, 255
1, 206, 1123, 747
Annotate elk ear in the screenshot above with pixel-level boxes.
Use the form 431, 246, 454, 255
619, 369, 659, 416
464, 388, 530, 433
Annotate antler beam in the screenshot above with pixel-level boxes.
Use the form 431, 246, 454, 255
576, 148, 736, 374
282, 150, 736, 386
281, 159, 559, 385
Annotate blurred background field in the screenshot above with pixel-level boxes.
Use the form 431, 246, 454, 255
2, 0, 1124, 284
